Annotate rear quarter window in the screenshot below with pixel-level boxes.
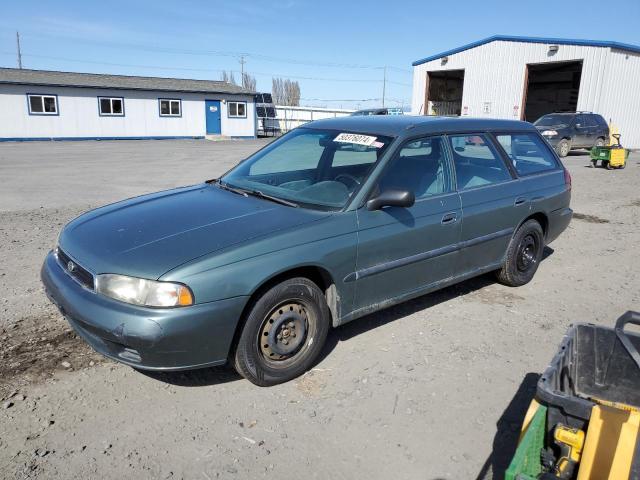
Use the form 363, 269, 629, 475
496, 133, 559, 176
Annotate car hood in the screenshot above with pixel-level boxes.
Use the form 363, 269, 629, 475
59, 184, 328, 279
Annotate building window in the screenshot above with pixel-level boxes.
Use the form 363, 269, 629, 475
27, 94, 58, 115
98, 97, 124, 116
228, 101, 247, 118
159, 99, 181, 117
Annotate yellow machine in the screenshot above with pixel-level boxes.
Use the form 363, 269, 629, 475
507, 312, 640, 480
591, 133, 628, 169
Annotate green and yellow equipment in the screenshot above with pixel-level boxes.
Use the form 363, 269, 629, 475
507, 311, 640, 480
590, 133, 628, 169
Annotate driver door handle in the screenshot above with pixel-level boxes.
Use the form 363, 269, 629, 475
441, 212, 457, 225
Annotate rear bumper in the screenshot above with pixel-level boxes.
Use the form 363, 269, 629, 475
41, 251, 248, 371
546, 207, 573, 244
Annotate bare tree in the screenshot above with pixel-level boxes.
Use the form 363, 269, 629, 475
242, 72, 257, 91
221, 71, 237, 85
272, 77, 300, 106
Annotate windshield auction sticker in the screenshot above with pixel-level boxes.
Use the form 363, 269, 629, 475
333, 133, 378, 147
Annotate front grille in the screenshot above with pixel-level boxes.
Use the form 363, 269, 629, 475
57, 248, 95, 290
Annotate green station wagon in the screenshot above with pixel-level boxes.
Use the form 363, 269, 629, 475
42, 116, 572, 385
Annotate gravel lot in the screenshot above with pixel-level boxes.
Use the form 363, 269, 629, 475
1, 139, 638, 479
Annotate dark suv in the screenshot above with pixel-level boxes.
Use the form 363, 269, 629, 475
534, 112, 609, 157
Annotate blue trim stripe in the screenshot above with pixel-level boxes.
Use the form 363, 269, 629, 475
0, 136, 205, 142
412, 35, 640, 66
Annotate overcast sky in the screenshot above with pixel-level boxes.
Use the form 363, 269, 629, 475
1, 0, 639, 109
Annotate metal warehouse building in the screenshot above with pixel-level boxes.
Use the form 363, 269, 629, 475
411, 35, 640, 147
0, 68, 256, 141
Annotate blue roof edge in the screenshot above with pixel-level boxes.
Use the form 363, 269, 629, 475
411, 35, 640, 66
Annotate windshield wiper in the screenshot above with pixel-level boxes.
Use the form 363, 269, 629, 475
209, 178, 249, 197
245, 189, 299, 208
208, 179, 298, 207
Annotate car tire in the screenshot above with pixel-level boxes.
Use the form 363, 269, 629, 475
556, 139, 571, 157
233, 277, 330, 386
496, 219, 544, 287
595, 137, 605, 148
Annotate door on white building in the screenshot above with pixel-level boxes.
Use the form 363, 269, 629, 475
205, 100, 222, 134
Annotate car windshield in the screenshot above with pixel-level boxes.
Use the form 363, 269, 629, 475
534, 114, 571, 127
221, 128, 393, 210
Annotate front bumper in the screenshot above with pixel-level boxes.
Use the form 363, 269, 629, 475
41, 251, 248, 371
541, 135, 561, 147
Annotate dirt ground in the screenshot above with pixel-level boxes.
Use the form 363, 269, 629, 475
1, 139, 638, 479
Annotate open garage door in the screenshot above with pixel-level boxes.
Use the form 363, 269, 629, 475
523, 60, 583, 122
425, 70, 464, 116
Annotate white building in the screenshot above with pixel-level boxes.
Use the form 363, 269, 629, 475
0, 68, 256, 141
411, 35, 640, 147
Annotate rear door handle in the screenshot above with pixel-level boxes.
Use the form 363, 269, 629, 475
514, 197, 527, 206
441, 212, 457, 225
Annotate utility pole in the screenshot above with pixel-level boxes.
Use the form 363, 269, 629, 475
382, 66, 386, 107
239, 55, 246, 77
16, 31, 23, 69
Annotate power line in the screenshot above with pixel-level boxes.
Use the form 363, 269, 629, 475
1, 51, 410, 85
19, 32, 413, 73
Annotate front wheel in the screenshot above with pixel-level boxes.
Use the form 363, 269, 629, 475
233, 277, 330, 386
496, 220, 544, 287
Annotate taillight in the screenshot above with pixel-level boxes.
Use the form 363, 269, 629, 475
564, 167, 572, 190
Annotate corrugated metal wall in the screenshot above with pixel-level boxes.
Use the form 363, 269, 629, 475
273, 106, 354, 132
598, 49, 640, 147
412, 40, 640, 147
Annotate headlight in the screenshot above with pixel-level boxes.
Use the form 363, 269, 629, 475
95, 274, 194, 307
542, 130, 558, 136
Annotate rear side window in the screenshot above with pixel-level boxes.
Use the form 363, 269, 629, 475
584, 115, 598, 127
595, 115, 608, 127
496, 133, 558, 176
448, 134, 512, 190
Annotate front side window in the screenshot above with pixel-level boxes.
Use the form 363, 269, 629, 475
496, 133, 558, 176
27, 94, 58, 115
159, 99, 181, 117
228, 101, 247, 118
98, 97, 124, 116
448, 134, 512, 190
376, 136, 450, 200
222, 128, 393, 209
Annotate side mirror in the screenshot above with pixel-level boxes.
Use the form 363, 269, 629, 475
367, 189, 415, 211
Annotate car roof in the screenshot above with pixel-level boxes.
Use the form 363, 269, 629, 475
304, 115, 537, 137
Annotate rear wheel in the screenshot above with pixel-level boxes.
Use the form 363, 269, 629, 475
595, 137, 605, 148
233, 277, 330, 386
556, 139, 571, 158
496, 220, 544, 287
